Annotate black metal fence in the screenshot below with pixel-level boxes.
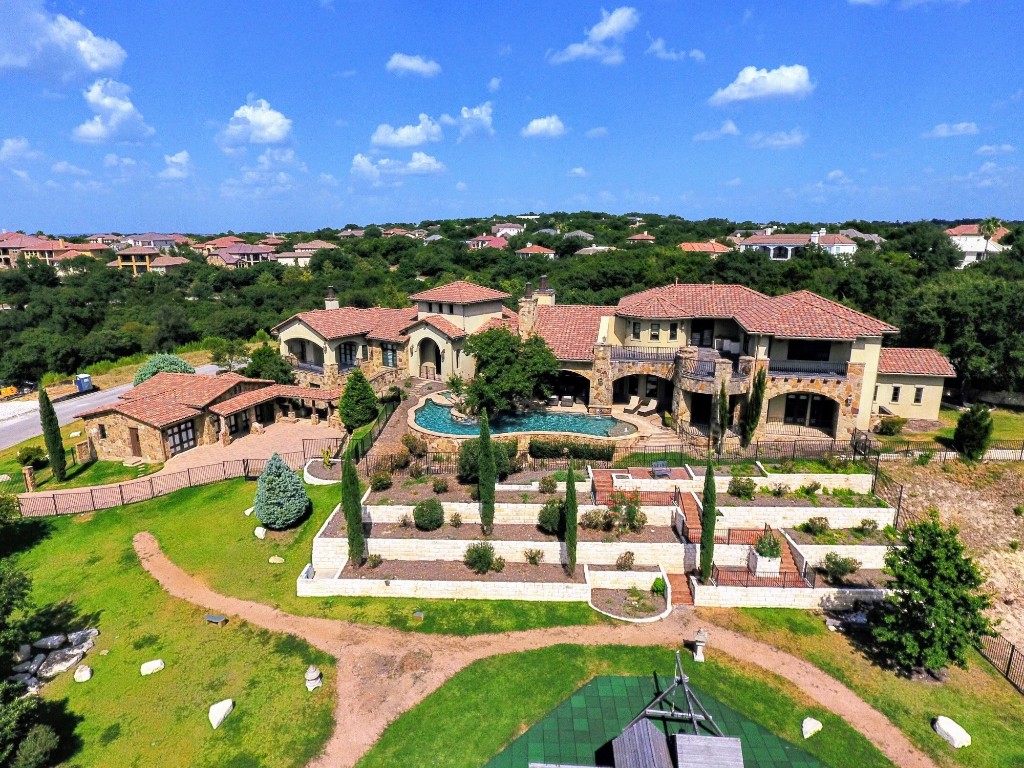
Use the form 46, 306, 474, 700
14, 437, 344, 518
349, 400, 399, 461
851, 429, 1024, 464
981, 634, 1024, 695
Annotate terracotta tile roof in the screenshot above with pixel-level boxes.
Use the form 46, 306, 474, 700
150, 255, 191, 267
626, 232, 655, 241
295, 239, 337, 250
0, 233, 56, 249
218, 244, 275, 255
132, 232, 176, 242
533, 305, 611, 361
77, 397, 202, 430
199, 236, 244, 248
63, 242, 110, 252
575, 245, 619, 255
474, 307, 520, 335
678, 241, 731, 253
467, 235, 508, 249
408, 280, 511, 304
741, 233, 856, 247
118, 372, 272, 408
118, 246, 160, 256
209, 384, 345, 417
944, 224, 1010, 242
276, 306, 418, 342
515, 244, 556, 255
878, 348, 956, 377
616, 284, 898, 340
407, 314, 467, 339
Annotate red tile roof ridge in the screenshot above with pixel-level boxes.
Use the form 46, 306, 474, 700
408, 314, 468, 339
878, 347, 956, 377
408, 280, 511, 304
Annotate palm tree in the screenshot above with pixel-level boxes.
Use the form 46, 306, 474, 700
978, 217, 1002, 262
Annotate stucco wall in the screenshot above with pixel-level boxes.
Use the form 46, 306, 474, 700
875, 374, 945, 421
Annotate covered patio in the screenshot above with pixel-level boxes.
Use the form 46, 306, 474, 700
209, 384, 345, 444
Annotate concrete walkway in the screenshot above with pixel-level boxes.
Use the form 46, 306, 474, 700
133, 532, 938, 768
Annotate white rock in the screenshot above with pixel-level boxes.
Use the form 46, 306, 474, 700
244, 507, 254, 517
304, 665, 322, 682
74, 665, 92, 682
67, 628, 99, 646
934, 716, 971, 748
70, 431, 82, 438
38, 650, 84, 678
140, 659, 165, 676
269, 556, 284, 564
0, 474, 10, 482
305, 678, 323, 692
68, 639, 95, 656
802, 718, 823, 739
208, 698, 234, 729
33, 634, 66, 650
14, 644, 32, 663
254, 527, 267, 539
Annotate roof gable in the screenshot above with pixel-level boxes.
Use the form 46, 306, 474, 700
408, 280, 511, 304
878, 347, 956, 377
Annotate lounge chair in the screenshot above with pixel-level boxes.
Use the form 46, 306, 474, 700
560, 395, 574, 407
651, 460, 671, 479
623, 395, 641, 414
547, 395, 559, 407
635, 398, 657, 416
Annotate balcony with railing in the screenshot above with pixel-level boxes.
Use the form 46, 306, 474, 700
610, 345, 678, 362
768, 359, 848, 378
679, 358, 716, 380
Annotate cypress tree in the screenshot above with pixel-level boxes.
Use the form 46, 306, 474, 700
38, 389, 65, 482
740, 367, 767, 448
341, 456, 365, 565
699, 459, 717, 583
564, 463, 578, 576
339, 369, 379, 433
716, 382, 729, 454
478, 411, 496, 534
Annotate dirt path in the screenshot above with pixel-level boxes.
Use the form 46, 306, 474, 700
132, 532, 938, 768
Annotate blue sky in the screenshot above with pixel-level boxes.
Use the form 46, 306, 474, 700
0, 0, 1021, 233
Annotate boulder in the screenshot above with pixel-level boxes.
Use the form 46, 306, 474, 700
269, 556, 285, 564
67, 628, 99, 646
24, 677, 41, 694
208, 698, 234, 729
68, 639, 95, 656
244, 507, 254, 517
38, 649, 84, 678
14, 644, 32, 663
140, 659, 165, 676
7, 672, 32, 685
11, 660, 33, 674
934, 716, 971, 749
802, 718, 823, 739
33, 634, 66, 650
254, 527, 267, 540
304, 665, 322, 682
74, 665, 93, 683
29, 654, 45, 675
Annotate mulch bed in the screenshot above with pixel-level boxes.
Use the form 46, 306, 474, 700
786, 527, 896, 546
718, 493, 882, 508
689, 467, 755, 478
364, 523, 680, 544
339, 559, 585, 583
815, 568, 890, 589
577, 525, 679, 544
591, 588, 667, 619
365, 481, 558, 506
588, 564, 661, 572
321, 512, 347, 538
306, 461, 342, 482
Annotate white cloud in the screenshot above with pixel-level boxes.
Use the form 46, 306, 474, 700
319, 172, 339, 186
103, 153, 135, 168
349, 151, 446, 185
488, 77, 501, 92
568, 167, 588, 177
406, 151, 445, 174
689, 49, 706, 62
709, 64, 814, 106
724, 177, 742, 187
976, 143, 1016, 155
51, 160, 89, 176
158, 150, 192, 180
0, 137, 41, 163
550, 6, 640, 65
440, 102, 494, 140
371, 114, 443, 147
218, 98, 292, 148
221, 147, 306, 198
455, 181, 467, 191
826, 169, 851, 184
693, 120, 740, 142
385, 52, 441, 77
521, 115, 566, 138
645, 37, 704, 63
748, 128, 807, 149
72, 79, 154, 144
585, 126, 609, 139
922, 122, 978, 138
0, 1, 126, 80
10, 168, 31, 182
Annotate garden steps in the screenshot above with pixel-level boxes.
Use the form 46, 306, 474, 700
668, 574, 694, 606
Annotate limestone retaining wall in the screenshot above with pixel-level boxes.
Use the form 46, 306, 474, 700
788, 541, 891, 571
614, 471, 873, 495
296, 571, 591, 601
363, 502, 677, 527
689, 576, 885, 609
587, 568, 664, 591
716, 506, 895, 530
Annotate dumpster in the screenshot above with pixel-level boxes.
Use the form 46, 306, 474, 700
75, 374, 93, 393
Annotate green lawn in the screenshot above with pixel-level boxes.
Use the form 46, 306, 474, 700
763, 459, 873, 475
702, 608, 1024, 768
356, 645, 895, 768
891, 405, 1024, 444
10, 505, 335, 767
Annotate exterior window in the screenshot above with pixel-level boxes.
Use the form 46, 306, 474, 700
891, 386, 901, 403
650, 323, 661, 341
631, 322, 641, 340
361, 344, 369, 361
669, 323, 678, 341
166, 420, 196, 455
914, 387, 924, 404
340, 342, 357, 367
382, 344, 397, 367
98, 424, 107, 439
873, 385, 878, 402
447, 304, 454, 314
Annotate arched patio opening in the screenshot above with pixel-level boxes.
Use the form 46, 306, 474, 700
765, 391, 838, 437
552, 370, 591, 406
613, 374, 674, 412
418, 338, 443, 380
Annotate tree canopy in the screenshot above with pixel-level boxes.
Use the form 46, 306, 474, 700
463, 328, 558, 415
339, 369, 379, 433
243, 343, 294, 384
133, 354, 195, 385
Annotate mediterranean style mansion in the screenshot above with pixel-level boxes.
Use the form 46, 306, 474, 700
274, 278, 955, 440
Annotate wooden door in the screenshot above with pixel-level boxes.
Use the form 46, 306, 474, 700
128, 427, 142, 457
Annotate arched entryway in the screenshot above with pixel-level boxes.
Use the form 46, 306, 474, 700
765, 391, 838, 437
418, 338, 443, 380
613, 374, 674, 412
552, 370, 591, 406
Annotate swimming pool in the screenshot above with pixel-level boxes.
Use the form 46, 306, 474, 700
414, 399, 636, 437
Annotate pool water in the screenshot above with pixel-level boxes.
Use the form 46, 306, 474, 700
414, 399, 635, 437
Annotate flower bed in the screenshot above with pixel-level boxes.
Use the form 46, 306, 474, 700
364, 522, 679, 545
785, 527, 897, 547
340, 559, 585, 583
718, 490, 882, 508
590, 588, 667, 619
306, 461, 342, 482
365, 480, 562, 506
813, 567, 889, 589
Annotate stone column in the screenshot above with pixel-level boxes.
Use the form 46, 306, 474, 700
672, 348, 699, 428
324, 363, 339, 386
589, 344, 613, 412
22, 466, 36, 493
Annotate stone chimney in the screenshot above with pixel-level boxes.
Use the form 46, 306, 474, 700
524, 281, 533, 298
536, 274, 555, 306
517, 292, 538, 335
325, 285, 339, 310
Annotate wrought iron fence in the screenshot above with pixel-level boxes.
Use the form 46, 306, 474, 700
348, 400, 399, 462
710, 562, 812, 589
981, 634, 1024, 695
610, 345, 678, 362
768, 360, 849, 378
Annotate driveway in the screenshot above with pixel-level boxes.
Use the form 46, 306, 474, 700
0, 365, 220, 452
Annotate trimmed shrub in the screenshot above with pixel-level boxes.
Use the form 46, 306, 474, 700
253, 453, 310, 530
15, 445, 46, 469
413, 498, 444, 531
822, 552, 861, 583
615, 551, 635, 571
401, 433, 428, 457
409, 461, 424, 479
339, 368, 379, 433
456, 436, 514, 483
133, 353, 195, 385
11, 725, 59, 768
528, 438, 614, 461
538, 475, 558, 494
651, 577, 667, 598
953, 404, 994, 460
858, 518, 879, 535
448, 511, 462, 528
876, 416, 907, 436
524, 548, 544, 565
464, 541, 496, 574
432, 477, 449, 494
754, 531, 782, 558
367, 554, 383, 569
803, 516, 830, 535
537, 498, 563, 535
727, 476, 756, 500
370, 472, 392, 491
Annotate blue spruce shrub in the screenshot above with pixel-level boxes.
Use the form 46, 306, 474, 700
254, 453, 310, 529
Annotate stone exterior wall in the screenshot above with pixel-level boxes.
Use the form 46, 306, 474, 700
761, 362, 866, 438
85, 413, 207, 463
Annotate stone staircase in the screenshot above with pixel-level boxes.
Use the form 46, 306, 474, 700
667, 573, 694, 606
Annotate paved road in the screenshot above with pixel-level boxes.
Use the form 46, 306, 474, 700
0, 365, 219, 452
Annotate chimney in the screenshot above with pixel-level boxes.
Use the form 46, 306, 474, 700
525, 281, 533, 298
539, 274, 548, 292
810, 230, 820, 245
536, 274, 555, 306
325, 285, 339, 310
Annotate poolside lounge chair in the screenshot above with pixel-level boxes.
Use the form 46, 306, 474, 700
651, 460, 671, 479
635, 398, 657, 416
623, 395, 641, 414
547, 395, 559, 407
560, 395, 574, 407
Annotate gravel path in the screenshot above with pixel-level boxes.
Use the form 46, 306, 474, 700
132, 532, 938, 768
